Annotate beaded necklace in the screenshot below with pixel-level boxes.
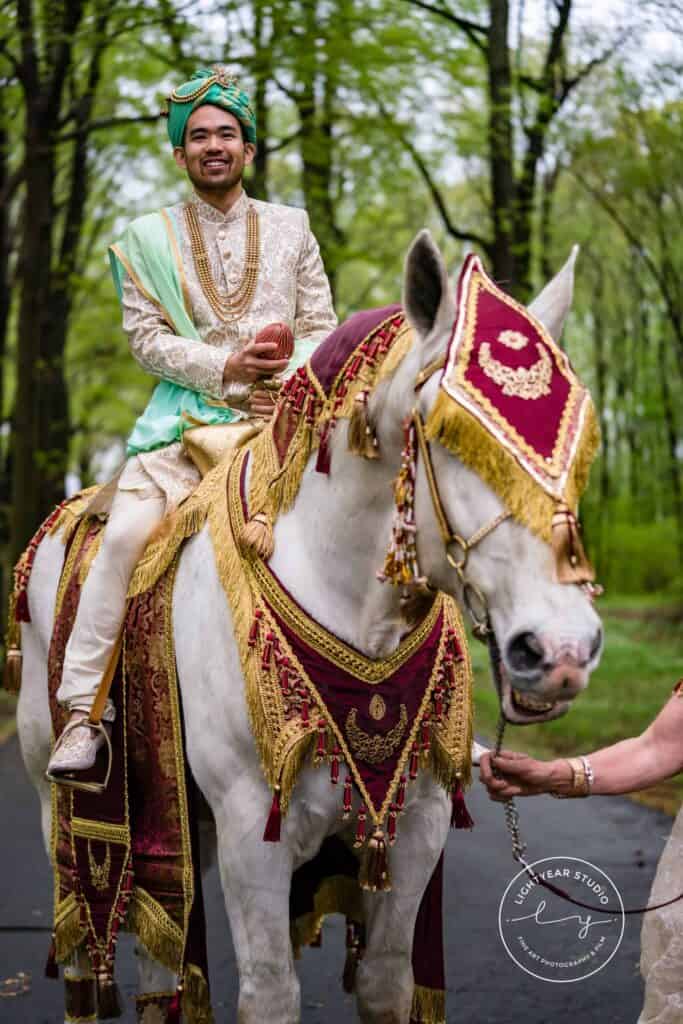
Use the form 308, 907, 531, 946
184, 201, 260, 323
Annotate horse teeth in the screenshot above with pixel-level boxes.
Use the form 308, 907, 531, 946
512, 689, 554, 712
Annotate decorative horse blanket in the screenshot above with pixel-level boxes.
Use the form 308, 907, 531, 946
47, 518, 211, 1024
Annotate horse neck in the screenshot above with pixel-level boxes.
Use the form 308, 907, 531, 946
268, 425, 408, 658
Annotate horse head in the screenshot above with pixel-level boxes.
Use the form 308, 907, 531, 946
374, 230, 603, 724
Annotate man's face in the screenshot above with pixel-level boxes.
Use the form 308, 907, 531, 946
173, 106, 255, 192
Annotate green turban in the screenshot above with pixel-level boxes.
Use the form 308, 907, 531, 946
166, 66, 257, 148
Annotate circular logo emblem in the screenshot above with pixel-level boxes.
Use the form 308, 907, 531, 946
498, 856, 624, 983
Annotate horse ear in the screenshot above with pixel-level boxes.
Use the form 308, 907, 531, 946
527, 245, 579, 344
402, 230, 456, 361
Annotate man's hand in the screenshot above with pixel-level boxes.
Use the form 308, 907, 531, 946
224, 338, 290, 387
249, 386, 280, 418
479, 750, 570, 802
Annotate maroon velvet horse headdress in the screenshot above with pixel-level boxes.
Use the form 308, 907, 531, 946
425, 253, 599, 554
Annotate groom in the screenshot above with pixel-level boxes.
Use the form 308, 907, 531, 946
48, 66, 336, 780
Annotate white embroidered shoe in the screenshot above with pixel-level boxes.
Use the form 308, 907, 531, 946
47, 714, 108, 775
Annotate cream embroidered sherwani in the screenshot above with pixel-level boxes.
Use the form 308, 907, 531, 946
57, 190, 337, 717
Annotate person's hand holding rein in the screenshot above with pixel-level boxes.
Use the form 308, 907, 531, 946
480, 750, 573, 801
480, 685, 683, 801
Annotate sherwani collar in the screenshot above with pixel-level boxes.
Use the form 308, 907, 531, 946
189, 189, 249, 225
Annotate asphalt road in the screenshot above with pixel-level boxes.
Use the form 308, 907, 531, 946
0, 733, 675, 1023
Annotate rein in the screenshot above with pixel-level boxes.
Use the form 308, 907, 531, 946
412, 363, 683, 918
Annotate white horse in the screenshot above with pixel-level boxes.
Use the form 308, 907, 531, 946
16, 232, 603, 1023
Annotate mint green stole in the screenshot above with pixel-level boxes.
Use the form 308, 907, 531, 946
109, 208, 238, 456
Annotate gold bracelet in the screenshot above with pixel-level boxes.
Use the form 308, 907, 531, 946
550, 757, 590, 799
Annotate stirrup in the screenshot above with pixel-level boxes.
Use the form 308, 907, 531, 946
45, 718, 113, 794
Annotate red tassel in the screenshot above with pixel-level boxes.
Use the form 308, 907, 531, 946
396, 775, 406, 811
44, 935, 58, 979
433, 686, 444, 720
315, 719, 327, 763
451, 780, 474, 830
15, 589, 30, 623
409, 742, 419, 780
300, 697, 309, 726
354, 804, 367, 848
166, 984, 182, 1024
263, 785, 282, 842
261, 632, 274, 669
316, 422, 332, 474
330, 747, 341, 784
248, 609, 263, 648
387, 804, 398, 845
342, 775, 352, 818
420, 716, 431, 752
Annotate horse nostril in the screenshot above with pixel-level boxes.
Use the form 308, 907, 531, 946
506, 631, 545, 675
589, 628, 603, 661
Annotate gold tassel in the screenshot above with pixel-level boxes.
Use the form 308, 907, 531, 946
358, 829, 391, 892
240, 513, 274, 560
347, 393, 379, 459
182, 963, 213, 1024
410, 983, 446, 1024
96, 972, 122, 1019
3, 645, 22, 694
551, 502, 595, 583
424, 389, 600, 543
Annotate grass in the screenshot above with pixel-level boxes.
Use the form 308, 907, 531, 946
472, 598, 683, 815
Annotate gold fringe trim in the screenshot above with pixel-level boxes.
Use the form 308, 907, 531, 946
126, 887, 184, 972
410, 983, 446, 1024
291, 875, 364, 955
125, 890, 213, 1023
48, 488, 100, 544
54, 896, 87, 962
424, 389, 600, 543
182, 963, 214, 1024
128, 477, 218, 597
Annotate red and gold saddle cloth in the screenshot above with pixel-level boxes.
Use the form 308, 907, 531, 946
47, 519, 211, 1023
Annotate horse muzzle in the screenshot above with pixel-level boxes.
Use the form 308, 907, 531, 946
497, 627, 603, 725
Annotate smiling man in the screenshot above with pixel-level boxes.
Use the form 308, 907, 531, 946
47, 65, 337, 779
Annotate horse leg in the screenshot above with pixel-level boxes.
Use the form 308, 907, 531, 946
355, 778, 450, 1024
210, 791, 300, 1024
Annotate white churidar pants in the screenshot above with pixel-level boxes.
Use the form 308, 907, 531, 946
56, 458, 166, 721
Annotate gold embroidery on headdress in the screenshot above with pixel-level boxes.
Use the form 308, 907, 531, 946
478, 341, 552, 400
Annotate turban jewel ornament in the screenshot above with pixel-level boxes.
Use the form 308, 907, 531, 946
424, 253, 600, 569
166, 65, 257, 148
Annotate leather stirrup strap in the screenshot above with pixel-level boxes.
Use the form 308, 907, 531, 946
86, 633, 123, 727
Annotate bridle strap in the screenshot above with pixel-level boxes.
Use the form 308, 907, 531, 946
411, 407, 511, 640
412, 408, 453, 548
412, 408, 511, 564
414, 354, 446, 390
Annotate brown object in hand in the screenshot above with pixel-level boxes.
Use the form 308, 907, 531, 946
254, 322, 294, 360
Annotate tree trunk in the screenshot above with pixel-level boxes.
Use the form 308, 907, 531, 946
249, 0, 271, 201
10, 103, 57, 563
293, 2, 345, 301
486, 0, 516, 291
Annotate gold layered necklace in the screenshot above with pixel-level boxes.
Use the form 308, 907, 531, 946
184, 201, 260, 323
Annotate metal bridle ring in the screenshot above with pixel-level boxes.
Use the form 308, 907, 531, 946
445, 535, 469, 572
